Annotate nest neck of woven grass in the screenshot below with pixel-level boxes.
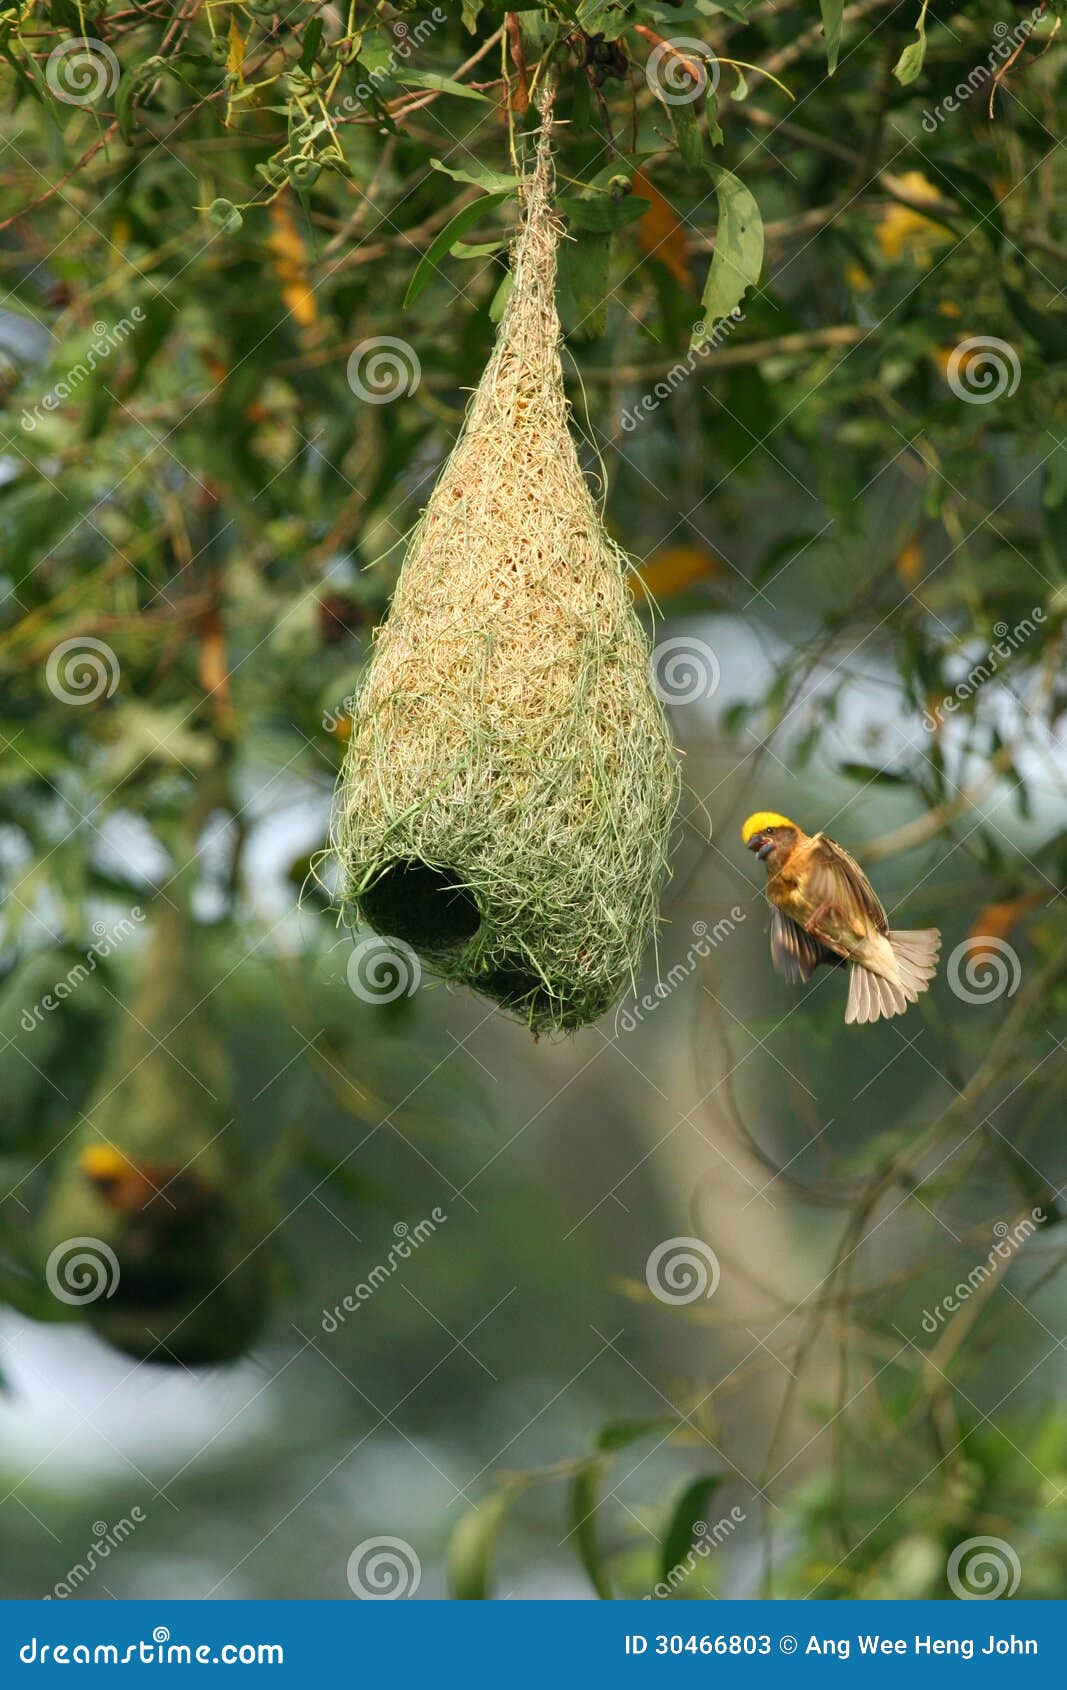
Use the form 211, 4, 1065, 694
335, 107, 680, 1034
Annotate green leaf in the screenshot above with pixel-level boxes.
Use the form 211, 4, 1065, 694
446, 1487, 516, 1599
660, 1474, 722, 1583
207, 197, 243, 234
694, 166, 763, 344
819, 0, 844, 73
489, 272, 513, 323
558, 231, 612, 341
894, 1, 930, 85
299, 17, 324, 71
404, 191, 510, 307
461, 0, 483, 31
114, 70, 140, 145
838, 761, 910, 786
570, 1457, 611, 1598
430, 158, 519, 194
399, 72, 491, 102
597, 1418, 670, 1452
1004, 284, 1067, 363
893, 34, 926, 85
558, 194, 649, 234
450, 239, 506, 260
669, 99, 703, 172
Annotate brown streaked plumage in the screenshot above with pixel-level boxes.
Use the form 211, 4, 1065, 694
741, 812, 941, 1024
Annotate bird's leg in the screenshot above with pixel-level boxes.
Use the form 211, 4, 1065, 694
804, 902, 832, 934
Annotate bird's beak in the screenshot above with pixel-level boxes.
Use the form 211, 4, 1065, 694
747, 833, 773, 861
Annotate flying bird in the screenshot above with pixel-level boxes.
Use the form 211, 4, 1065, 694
741, 811, 940, 1024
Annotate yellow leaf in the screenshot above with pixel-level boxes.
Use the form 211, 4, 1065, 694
968, 894, 1041, 958
227, 17, 246, 84
267, 197, 317, 329
895, 539, 923, 586
875, 172, 950, 264
632, 170, 692, 290
632, 544, 723, 601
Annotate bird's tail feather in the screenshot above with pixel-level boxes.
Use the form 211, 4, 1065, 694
845, 929, 941, 1025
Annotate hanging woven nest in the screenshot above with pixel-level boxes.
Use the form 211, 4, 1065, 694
336, 91, 680, 1034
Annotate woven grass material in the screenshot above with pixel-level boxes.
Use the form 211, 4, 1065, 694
336, 96, 680, 1033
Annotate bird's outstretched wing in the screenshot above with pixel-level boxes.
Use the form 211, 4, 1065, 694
805, 834, 889, 937
769, 907, 845, 984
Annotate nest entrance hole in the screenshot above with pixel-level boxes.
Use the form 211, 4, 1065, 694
361, 860, 482, 951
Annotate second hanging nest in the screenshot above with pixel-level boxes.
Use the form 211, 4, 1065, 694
336, 95, 680, 1033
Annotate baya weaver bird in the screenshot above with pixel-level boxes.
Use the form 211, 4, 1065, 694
742, 812, 940, 1024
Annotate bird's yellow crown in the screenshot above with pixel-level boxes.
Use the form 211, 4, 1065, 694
741, 811, 798, 845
